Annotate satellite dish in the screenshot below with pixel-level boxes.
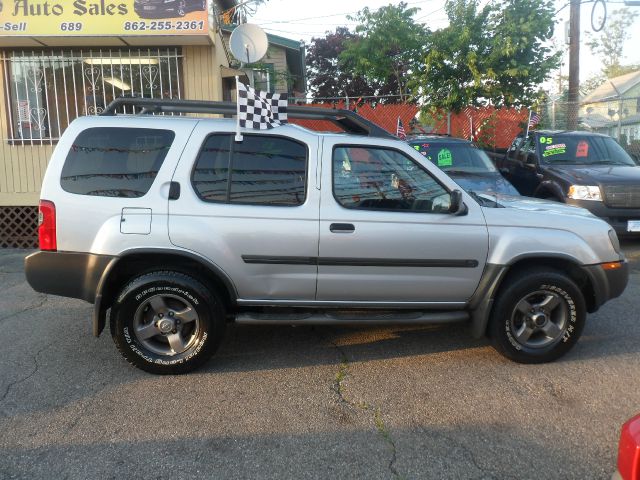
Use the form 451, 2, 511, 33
230, 23, 268, 64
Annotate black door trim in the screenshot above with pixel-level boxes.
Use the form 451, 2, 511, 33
242, 255, 317, 265
318, 258, 478, 268
242, 255, 478, 268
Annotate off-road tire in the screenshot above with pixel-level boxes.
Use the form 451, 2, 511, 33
489, 269, 586, 364
110, 271, 225, 374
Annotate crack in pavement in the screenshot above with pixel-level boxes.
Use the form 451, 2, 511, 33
0, 294, 49, 325
0, 340, 55, 412
323, 331, 402, 480
417, 426, 519, 480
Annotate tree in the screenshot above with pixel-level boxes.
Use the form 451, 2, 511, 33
412, 0, 561, 112
340, 2, 429, 102
585, 8, 639, 79
409, 0, 493, 112
306, 27, 381, 101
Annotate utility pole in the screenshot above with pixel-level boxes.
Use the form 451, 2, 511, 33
609, 80, 623, 142
567, 0, 580, 130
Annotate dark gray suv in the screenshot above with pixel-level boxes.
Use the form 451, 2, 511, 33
499, 130, 640, 236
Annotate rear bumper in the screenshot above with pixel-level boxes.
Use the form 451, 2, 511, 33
24, 251, 116, 303
583, 261, 629, 311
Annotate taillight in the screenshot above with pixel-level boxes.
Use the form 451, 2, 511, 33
618, 414, 640, 480
38, 200, 57, 251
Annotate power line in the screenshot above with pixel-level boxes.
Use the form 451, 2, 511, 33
254, 0, 437, 25
262, 27, 333, 35
414, 5, 446, 21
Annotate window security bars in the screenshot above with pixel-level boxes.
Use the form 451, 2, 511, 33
1, 48, 183, 144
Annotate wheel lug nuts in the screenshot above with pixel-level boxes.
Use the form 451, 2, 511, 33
158, 313, 164, 318
169, 312, 174, 317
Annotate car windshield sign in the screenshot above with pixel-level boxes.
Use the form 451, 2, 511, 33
539, 135, 635, 166
410, 142, 497, 173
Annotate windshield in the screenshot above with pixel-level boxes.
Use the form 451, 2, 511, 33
538, 135, 635, 166
410, 141, 497, 173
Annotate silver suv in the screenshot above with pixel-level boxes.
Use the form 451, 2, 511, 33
25, 99, 629, 374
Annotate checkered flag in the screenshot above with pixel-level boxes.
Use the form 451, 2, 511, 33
236, 79, 288, 130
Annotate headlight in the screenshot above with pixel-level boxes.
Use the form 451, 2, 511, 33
567, 185, 602, 201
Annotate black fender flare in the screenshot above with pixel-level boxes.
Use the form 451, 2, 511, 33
533, 181, 564, 201
468, 253, 597, 338
93, 248, 238, 337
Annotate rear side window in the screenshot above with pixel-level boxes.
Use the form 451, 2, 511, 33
61, 127, 175, 198
192, 134, 307, 206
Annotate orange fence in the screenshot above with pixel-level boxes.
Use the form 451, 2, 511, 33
428, 107, 529, 149
289, 101, 419, 137
290, 102, 529, 150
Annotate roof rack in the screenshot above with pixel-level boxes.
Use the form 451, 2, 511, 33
406, 132, 451, 138
100, 97, 395, 139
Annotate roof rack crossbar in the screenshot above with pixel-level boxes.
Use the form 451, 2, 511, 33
101, 97, 394, 139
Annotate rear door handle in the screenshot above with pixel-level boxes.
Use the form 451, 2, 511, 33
330, 223, 355, 233
168, 181, 181, 200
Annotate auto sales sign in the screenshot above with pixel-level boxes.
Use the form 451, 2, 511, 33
0, 0, 210, 36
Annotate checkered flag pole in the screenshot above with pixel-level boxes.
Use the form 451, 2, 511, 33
235, 77, 288, 141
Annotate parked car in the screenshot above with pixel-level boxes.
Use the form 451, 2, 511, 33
613, 414, 640, 480
498, 130, 640, 236
134, 0, 206, 18
24, 99, 628, 374
408, 135, 520, 196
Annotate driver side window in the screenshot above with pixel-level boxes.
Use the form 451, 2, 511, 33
332, 146, 451, 213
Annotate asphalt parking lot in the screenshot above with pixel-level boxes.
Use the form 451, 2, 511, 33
1, 243, 639, 480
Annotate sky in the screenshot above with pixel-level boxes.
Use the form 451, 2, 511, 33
247, 0, 640, 94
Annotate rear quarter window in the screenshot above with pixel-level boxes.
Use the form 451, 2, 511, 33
192, 134, 308, 206
60, 127, 175, 197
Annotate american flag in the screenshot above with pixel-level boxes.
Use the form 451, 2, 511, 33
528, 111, 541, 128
396, 116, 406, 140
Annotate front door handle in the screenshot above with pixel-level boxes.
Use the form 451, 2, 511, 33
330, 223, 355, 233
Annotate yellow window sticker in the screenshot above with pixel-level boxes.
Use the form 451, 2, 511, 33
542, 143, 567, 157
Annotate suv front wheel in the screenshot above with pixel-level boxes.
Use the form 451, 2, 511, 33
110, 271, 225, 374
489, 269, 586, 363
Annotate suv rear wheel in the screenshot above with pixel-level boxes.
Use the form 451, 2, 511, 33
110, 271, 225, 374
489, 269, 586, 363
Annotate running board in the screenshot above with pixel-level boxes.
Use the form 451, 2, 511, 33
235, 310, 469, 326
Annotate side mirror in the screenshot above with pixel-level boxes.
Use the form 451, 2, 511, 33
524, 154, 538, 169
449, 189, 468, 216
